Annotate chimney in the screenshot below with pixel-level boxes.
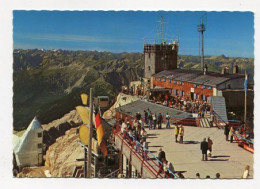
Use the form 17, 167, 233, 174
233, 65, 239, 74
203, 64, 208, 75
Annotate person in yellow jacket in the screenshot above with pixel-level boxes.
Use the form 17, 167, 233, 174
174, 124, 179, 142
229, 126, 234, 143
179, 124, 184, 144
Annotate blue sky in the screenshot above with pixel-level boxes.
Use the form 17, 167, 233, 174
13, 11, 254, 58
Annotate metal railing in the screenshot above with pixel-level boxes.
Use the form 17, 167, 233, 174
114, 123, 179, 178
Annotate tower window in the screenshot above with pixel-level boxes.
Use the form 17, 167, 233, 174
148, 66, 150, 71
38, 143, 42, 149
148, 53, 151, 58
38, 133, 42, 138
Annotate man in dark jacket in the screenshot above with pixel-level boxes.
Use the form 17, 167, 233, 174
157, 113, 163, 129
158, 148, 166, 161
157, 148, 166, 176
200, 138, 208, 161
224, 124, 229, 141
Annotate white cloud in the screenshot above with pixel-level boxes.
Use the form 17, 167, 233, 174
15, 33, 138, 44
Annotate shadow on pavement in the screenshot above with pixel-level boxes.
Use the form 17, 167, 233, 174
182, 141, 200, 144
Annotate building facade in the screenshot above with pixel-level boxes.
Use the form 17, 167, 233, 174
151, 69, 245, 103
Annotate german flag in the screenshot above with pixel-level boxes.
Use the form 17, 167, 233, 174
95, 113, 107, 156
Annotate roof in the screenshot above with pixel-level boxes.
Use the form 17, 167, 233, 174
153, 69, 244, 86
14, 117, 42, 153
116, 100, 192, 119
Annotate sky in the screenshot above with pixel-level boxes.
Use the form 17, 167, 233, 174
13, 11, 254, 58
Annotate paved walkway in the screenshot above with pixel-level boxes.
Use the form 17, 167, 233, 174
145, 124, 254, 179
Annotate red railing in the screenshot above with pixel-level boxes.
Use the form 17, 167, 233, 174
114, 126, 177, 178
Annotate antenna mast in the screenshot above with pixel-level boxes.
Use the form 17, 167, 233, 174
197, 14, 206, 70
159, 16, 164, 44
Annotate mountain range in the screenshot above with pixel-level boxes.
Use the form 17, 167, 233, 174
13, 49, 254, 131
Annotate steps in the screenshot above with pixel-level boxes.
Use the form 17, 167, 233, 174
211, 96, 228, 122
199, 112, 212, 128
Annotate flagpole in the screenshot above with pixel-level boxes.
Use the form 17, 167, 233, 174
244, 71, 247, 124
87, 88, 93, 178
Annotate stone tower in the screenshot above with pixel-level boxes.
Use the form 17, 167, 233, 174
144, 42, 178, 78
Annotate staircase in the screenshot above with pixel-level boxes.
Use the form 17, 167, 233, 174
211, 96, 228, 122
199, 112, 212, 128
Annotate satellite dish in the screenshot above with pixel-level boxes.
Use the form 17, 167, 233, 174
79, 124, 89, 145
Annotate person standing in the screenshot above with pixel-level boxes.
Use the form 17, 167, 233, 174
207, 137, 213, 157
224, 124, 229, 141
166, 113, 171, 128
153, 113, 157, 129
200, 138, 208, 161
144, 110, 148, 124
174, 124, 179, 142
179, 124, 184, 144
148, 113, 153, 130
158, 113, 163, 129
242, 165, 250, 178
229, 126, 234, 143
157, 148, 166, 176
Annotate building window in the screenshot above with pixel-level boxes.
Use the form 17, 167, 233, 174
208, 86, 212, 89
38, 133, 42, 138
159, 78, 161, 81
164, 78, 166, 82
179, 81, 183, 85
194, 84, 197, 88
202, 85, 206, 89
174, 80, 177, 84
168, 79, 171, 83
148, 53, 151, 58
148, 66, 151, 71
38, 143, 42, 149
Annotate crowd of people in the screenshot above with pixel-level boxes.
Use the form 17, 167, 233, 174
116, 107, 249, 179
150, 93, 211, 117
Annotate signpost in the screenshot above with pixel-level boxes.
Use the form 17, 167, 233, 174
87, 88, 94, 178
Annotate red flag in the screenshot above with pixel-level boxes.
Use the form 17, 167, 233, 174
95, 113, 107, 156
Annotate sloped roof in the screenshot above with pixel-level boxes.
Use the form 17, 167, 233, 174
116, 100, 192, 119
14, 117, 42, 153
154, 69, 244, 86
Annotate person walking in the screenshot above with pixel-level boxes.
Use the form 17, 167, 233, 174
166, 113, 171, 128
179, 124, 184, 144
207, 137, 213, 157
157, 113, 163, 129
224, 124, 229, 141
174, 124, 179, 142
229, 126, 234, 143
200, 138, 208, 161
216, 173, 220, 179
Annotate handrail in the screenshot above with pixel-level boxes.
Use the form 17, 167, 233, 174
116, 124, 178, 178
212, 110, 226, 124
116, 132, 159, 178
233, 133, 254, 144
104, 168, 120, 178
